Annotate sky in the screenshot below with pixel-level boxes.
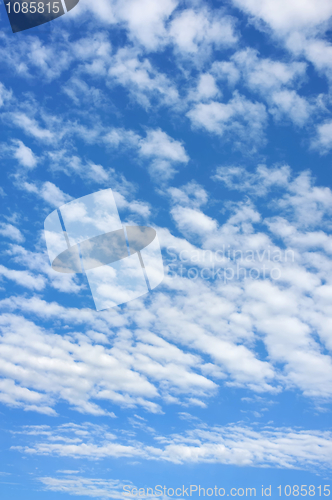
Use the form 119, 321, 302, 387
1, 0, 332, 498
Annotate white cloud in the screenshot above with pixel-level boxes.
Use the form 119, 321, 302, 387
169, 7, 237, 59
226, 49, 311, 126
7, 245, 83, 294
231, 0, 332, 36
13, 421, 332, 472
117, 0, 177, 50
139, 129, 189, 163
168, 181, 209, 209
0, 379, 56, 415
113, 192, 151, 219
76, 0, 178, 51
0, 302, 215, 415
0, 223, 24, 243
231, 0, 332, 84
1, 165, 332, 413
39, 476, 156, 499
0, 33, 72, 80
232, 48, 307, 92
63, 77, 106, 108
189, 73, 220, 102
8, 113, 54, 142
104, 127, 189, 182
20, 181, 73, 208
171, 206, 217, 238
187, 93, 267, 151
0, 82, 12, 107
269, 90, 311, 126
312, 120, 332, 153
138, 129, 189, 182
213, 164, 291, 195
11, 140, 38, 168
211, 61, 240, 86
108, 48, 179, 109
0, 265, 45, 291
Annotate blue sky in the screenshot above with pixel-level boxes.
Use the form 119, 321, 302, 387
1, 0, 332, 498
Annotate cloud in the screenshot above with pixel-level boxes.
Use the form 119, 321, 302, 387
215, 49, 311, 126
76, 0, 178, 51
7, 113, 54, 142
213, 164, 291, 196
39, 476, 155, 499
1, 165, 332, 415
187, 93, 267, 151
188, 73, 220, 102
19, 181, 73, 208
0, 305, 215, 415
62, 77, 106, 108
0, 379, 56, 415
0, 265, 45, 291
269, 90, 311, 126
0, 32, 73, 81
231, 0, 332, 84
75, 1, 237, 58
7, 245, 83, 294
105, 127, 190, 182
13, 421, 332, 472
116, 0, 177, 50
231, 0, 332, 37
0, 223, 24, 243
312, 120, 332, 153
169, 7, 238, 60
138, 128, 189, 180
171, 207, 217, 238
107, 48, 180, 109
0, 82, 12, 107
11, 140, 38, 168
139, 129, 189, 163
231, 48, 307, 93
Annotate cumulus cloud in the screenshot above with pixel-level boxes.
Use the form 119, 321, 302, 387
12, 140, 38, 168
107, 48, 180, 109
0, 223, 24, 243
231, 48, 307, 93
231, 0, 332, 37
269, 90, 311, 126
0, 265, 45, 291
187, 93, 267, 151
104, 127, 190, 181
312, 120, 332, 153
169, 7, 237, 61
213, 164, 291, 196
214, 49, 311, 126
19, 181, 73, 208
231, 0, 332, 84
7, 245, 83, 294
